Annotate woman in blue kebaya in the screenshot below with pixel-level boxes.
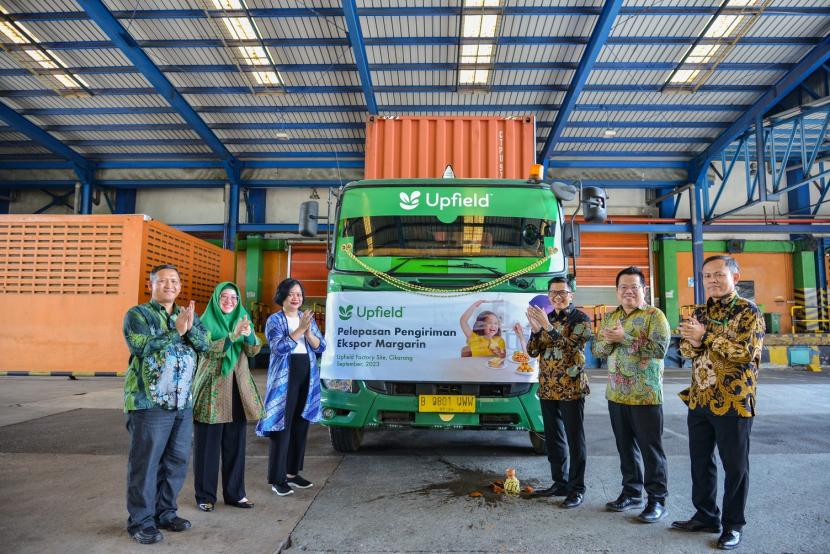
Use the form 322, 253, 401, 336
256, 278, 326, 496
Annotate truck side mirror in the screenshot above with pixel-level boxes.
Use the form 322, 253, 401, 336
562, 222, 580, 258
550, 181, 577, 202
299, 201, 319, 237
582, 186, 607, 224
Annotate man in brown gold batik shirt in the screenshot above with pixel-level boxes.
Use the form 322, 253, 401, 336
674, 255, 765, 551
524, 276, 593, 509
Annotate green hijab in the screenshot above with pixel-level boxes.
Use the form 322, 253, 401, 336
200, 282, 256, 377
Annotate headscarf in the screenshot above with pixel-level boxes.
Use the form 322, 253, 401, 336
200, 282, 255, 377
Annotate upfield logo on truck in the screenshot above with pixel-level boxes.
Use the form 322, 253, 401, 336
338, 305, 405, 320
399, 191, 420, 210
338, 305, 354, 320
399, 190, 492, 211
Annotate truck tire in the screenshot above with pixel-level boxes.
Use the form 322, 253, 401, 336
330, 426, 364, 453
529, 431, 547, 455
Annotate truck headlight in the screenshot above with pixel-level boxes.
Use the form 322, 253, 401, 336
322, 379, 356, 392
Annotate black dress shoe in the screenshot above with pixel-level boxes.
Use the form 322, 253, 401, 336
527, 485, 568, 498
605, 494, 644, 512
157, 517, 191, 532
131, 527, 163, 544
671, 519, 722, 533
560, 492, 583, 509
637, 500, 667, 523
717, 529, 742, 550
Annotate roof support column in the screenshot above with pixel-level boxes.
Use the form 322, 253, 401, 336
74, 163, 95, 215
224, 163, 241, 251
788, 166, 820, 331
690, 175, 706, 304
114, 188, 136, 214
245, 188, 266, 224
755, 115, 768, 203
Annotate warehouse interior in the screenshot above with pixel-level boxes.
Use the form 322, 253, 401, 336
1, 1, 830, 553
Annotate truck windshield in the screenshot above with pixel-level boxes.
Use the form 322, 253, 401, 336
341, 215, 552, 258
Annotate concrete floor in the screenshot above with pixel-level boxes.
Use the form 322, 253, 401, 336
0, 369, 828, 553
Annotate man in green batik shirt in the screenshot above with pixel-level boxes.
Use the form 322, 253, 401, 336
593, 266, 671, 525
122, 264, 210, 545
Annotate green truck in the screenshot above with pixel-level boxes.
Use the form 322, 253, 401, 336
300, 173, 606, 452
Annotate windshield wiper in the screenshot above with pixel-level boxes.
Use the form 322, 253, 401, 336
438, 261, 532, 289
386, 257, 447, 276
438, 261, 504, 276
367, 257, 444, 287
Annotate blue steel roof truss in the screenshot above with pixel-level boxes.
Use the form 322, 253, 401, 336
704, 104, 830, 222
0, 2, 828, 230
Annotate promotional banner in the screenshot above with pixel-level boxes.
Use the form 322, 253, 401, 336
320, 291, 555, 382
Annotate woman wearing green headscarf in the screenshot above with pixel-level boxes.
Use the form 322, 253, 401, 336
192, 282, 263, 512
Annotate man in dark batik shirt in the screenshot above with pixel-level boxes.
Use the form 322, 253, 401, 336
524, 276, 593, 509
674, 255, 765, 551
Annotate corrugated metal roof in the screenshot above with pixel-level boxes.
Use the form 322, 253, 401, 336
0, 0, 825, 168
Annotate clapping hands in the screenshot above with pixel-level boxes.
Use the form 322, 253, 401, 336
526, 305, 549, 332
233, 314, 252, 339
678, 315, 706, 346
299, 310, 315, 334
175, 300, 196, 336
601, 321, 625, 343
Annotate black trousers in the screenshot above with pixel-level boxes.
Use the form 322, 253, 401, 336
687, 408, 753, 531
268, 354, 311, 485
540, 398, 586, 494
608, 400, 668, 502
193, 375, 248, 504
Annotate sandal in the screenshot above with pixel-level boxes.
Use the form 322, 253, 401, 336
197, 502, 215, 512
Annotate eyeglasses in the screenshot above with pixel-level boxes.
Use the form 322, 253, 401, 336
219, 294, 239, 303
617, 285, 643, 292
548, 290, 572, 298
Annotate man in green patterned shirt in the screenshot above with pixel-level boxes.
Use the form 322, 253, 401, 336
593, 266, 671, 524
122, 264, 210, 545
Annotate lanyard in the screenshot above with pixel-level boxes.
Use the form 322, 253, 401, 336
708, 295, 738, 326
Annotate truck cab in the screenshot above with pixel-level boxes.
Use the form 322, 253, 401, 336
300, 175, 605, 452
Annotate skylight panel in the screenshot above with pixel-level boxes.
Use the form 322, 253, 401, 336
205, 0, 285, 93
0, 4, 91, 96
664, 0, 770, 92
457, 0, 503, 91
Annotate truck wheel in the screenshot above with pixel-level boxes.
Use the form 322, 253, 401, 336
529, 431, 547, 455
330, 427, 364, 453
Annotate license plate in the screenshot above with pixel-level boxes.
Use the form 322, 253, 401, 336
418, 395, 476, 413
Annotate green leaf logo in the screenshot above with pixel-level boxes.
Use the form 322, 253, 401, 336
399, 190, 421, 210
338, 305, 353, 320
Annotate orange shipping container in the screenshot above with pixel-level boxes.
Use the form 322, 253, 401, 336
364, 115, 536, 179
0, 214, 233, 375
